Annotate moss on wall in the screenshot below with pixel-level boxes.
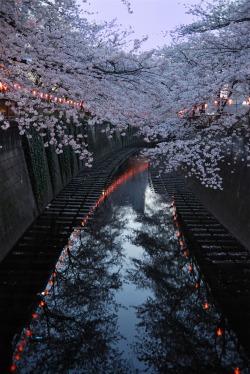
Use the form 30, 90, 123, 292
22, 130, 51, 210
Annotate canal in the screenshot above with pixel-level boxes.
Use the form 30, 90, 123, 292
2, 154, 250, 373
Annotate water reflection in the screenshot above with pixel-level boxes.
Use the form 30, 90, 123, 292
13, 157, 249, 373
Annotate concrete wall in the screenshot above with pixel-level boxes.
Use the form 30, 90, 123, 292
0, 122, 140, 261
0, 125, 37, 261
185, 154, 250, 251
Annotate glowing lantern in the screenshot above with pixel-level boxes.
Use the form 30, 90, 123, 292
183, 250, 188, 256
18, 345, 23, 352
179, 240, 184, 246
49, 280, 53, 285
203, 302, 209, 309
14, 353, 21, 361
64, 250, 68, 255
26, 330, 32, 336
60, 256, 65, 261
45, 290, 49, 295
40, 300, 45, 307
188, 265, 193, 271
228, 99, 233, 105
10, 364, 16, 372
32, 313, 38, 319
216, 328, 223, 336
204, 103, 208, 109
53, 272, 57, 277
67, 244, 71, 248
177, 231, 181, 237
56, 263, 61, 269
234, 367, 241, 374
195, 282, 199, 289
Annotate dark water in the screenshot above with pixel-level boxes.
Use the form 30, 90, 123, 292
12, 156, 249, 373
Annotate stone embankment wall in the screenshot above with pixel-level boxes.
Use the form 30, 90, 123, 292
0, 123, 138, 261
0, 125, 37, 261
185, 154, 250, 251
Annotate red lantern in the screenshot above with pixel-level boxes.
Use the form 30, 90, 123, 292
234, 367, 241, 374
40, 300, 45, 307
203, 302, 209, 309
216, 328, 223, 336
26, 330, 32, 336
14, 353, 21, 361
10, 364, 16, 372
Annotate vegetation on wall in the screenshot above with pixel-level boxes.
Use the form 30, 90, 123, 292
22, 129, 49, 210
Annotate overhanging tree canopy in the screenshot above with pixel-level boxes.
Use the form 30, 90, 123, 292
0, 0, 249, 187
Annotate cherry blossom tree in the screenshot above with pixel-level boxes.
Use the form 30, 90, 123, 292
142, 0, 250, 188
0, 0, 163, 162
0, 0, 249, 187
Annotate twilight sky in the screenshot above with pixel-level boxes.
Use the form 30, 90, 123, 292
85, 0, 202, 50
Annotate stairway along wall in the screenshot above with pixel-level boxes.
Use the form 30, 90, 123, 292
0, 122, 138, 262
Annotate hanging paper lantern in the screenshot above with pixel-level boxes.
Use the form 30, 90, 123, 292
203, 302, 209, 309
14, 353, 21, 361
10, 364, 16, 372
26, 330, 32, 336
18, 345, 23, 352
234, 367, 240, 374
216, 328, 223, 336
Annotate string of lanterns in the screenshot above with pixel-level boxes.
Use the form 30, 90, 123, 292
0, 80, 84, 109
10, 161, 149, 372
170, 194, 243, 374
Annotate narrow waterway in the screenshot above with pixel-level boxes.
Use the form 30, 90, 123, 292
12, 155, 249, 373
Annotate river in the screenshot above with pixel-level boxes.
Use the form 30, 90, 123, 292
11, 155, 249, 373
